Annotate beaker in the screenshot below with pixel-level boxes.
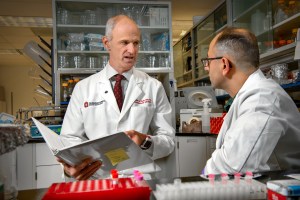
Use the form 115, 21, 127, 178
149, 55, 156, 68
101, 55, 109, 68
86, 56, 98, 68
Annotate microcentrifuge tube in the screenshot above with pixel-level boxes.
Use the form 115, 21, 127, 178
245, 171, 253, 184
234, 172, 241, 184
221, 173, 229, 184
208, 174, 215, 185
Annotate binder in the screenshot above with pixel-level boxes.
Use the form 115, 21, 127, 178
31, 117, 154, 177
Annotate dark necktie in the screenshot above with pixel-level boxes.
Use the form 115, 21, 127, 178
113, 74, 124, 111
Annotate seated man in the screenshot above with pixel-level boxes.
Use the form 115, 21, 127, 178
202, 27, 300, 175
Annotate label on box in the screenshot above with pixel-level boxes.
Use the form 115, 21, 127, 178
267, 179, 300, 198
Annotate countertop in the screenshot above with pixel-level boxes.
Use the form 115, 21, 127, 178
17, 169, 300, 200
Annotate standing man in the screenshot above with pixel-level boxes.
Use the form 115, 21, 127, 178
202, 27, 300, 175
57, 15, 175, 180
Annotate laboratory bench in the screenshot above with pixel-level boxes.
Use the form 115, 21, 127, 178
17, 169, 300, 200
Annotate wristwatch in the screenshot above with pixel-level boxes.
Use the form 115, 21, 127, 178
140, 136, 152, 150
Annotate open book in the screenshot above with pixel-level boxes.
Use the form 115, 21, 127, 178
31, 117, 155, 176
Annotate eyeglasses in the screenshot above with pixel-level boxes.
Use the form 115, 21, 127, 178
201, 57, 223, 67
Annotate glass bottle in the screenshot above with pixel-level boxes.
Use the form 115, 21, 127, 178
74, 78, 80, 86
291, 28, 298, 42
275, 0, 288, 24
263, 11, 272, 31
67, 79, 75, 100
62, 82, 68, 102
287, 0, 296, 17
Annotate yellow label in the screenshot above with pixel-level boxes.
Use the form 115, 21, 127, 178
104, 148, 129, 166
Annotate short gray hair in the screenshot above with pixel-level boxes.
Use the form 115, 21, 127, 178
105, 15, 136, 41
214, 27, 259, 71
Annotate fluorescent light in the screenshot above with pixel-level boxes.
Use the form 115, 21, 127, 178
179, 30, 187, 36
0, 49, 23, 55
0, 16, 52, 27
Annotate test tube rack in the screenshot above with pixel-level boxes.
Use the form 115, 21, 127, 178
42, 177, 151, 200
154, 178, 267, 200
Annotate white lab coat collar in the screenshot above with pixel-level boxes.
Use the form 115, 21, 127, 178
226, 69, 264, 113
95, 64, 144, 84
237, 69, 265, 96
106, 63, 133, 81
217, 69, 265, 147
94, 64, 146, 118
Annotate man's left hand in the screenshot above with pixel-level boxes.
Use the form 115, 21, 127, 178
124, 130, 148, 146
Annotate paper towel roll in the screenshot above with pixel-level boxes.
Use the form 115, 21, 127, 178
188, 117, 200, 124
294, 28, 300, 60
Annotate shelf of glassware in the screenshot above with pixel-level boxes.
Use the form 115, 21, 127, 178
192, 1, 227, 84
56, 51, 172, 71
55, 25, 172, 70
175, 33, 194, 88
259, 14, 299, 68
232, 0, 272, 55
53, 0, 173, 105
176, 51, 194, 88
55, 69, 173, 105
173, 40, 184, 81
231, 0, 300, 56
193, 1, 226, 50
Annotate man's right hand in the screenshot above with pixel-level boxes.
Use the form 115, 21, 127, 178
56, 157, 102, 180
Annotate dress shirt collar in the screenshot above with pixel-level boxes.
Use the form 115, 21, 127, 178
106, 62, 133, 81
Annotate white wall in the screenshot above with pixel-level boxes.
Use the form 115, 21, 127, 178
0, 64, 51, 116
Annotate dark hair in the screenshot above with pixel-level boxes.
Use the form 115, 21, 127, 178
214, 27, 259, 70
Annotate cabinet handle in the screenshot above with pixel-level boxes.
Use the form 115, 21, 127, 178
187, 139, 198, 143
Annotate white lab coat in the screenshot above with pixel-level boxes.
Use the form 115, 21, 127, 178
60, 65, 175, 178
205, 69, 300, 175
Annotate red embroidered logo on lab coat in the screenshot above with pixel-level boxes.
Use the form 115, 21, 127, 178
84, 101, 105, 108
134, 99, 152, 104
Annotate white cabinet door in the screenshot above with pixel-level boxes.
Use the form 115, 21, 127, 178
36, 165, 64, 189
206, 136, 217, 160
176, 136, 207, 177
35, 143, 64, 189
16, 144, 35, 190
35, 143, 58, 166
17, 143, 65, 190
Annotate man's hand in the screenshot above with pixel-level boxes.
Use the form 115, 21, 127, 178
56, 157, 102, 180
124, 130, 148, 146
